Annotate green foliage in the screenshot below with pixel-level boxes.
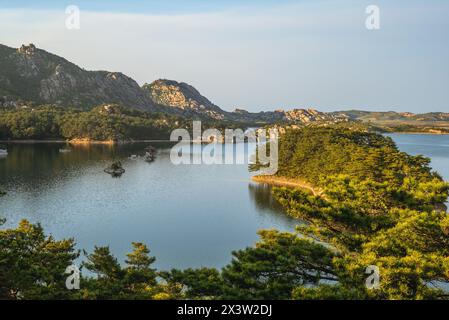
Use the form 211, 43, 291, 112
0, 106, 61, 139
1, 126, 448, 300
276, 127, 437, 187
81, 243, 158, 299
270, 127, 449, 299
0, 220, 79, 300
220, 230, 338, 299
0, 221, 162, 300
292, 284, 366, 300
0, 105, 185, 141
160, 268, 223, 299
0, 104, 252, 141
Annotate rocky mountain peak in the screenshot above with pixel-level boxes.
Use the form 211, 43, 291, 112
143, 79, 228, 120
17, 43, 37, 55
233, 108, 250, 114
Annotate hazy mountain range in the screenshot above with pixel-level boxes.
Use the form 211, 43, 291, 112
0, 43, 447, 127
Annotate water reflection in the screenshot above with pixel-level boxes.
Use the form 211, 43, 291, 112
248, 182, 297, 226
1, 135, 444, 269
0, 142, 293, 269
249, 182, 285, 213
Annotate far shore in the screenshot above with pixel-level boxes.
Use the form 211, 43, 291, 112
0, 139, 174, 144
385, 131, 449, 135
1, 130, 448, 145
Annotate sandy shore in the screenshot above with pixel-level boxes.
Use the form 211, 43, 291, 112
251, 175, 323, 196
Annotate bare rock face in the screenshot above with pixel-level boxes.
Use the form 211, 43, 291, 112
228, 107, 348, 124
284, 108, 341, 123
144, 80, 348, 124
143, 79, 227, 120
18, 44, 37, 55
147, 80, 189, 108
0, 43, 157, 111
39, 64, 78, 102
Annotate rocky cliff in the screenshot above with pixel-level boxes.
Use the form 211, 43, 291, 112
0, 43, 158, 111
143, 79, 229, 120
144, 79, 346, 124
230, 107, 348, 124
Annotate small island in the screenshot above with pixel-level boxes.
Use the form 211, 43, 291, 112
104, 161, 126, 177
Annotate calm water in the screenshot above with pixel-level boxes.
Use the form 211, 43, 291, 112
0, 142, 295, 270
386, 134, 449, 192
0, 134, 448, 270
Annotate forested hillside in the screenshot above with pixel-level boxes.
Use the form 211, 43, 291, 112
0, 104, 183, 141
271, 127, 449, 299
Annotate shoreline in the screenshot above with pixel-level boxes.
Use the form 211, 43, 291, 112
251, 175, 323, 196
0, 139, 174, 144
2, 132, 448, 145
0, 139, 243, 144
384, 131, 449, 135
1, 130, 448, 145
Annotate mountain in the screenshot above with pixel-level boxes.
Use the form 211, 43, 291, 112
331, 110, 449, 133
0, 43, 351, 124
143, 79, 346, 124
142, 79, 229, 120
334, 110, 449, 122
0, 43, 158, 111
231, 108, 347, 124
7, 43, 434, 127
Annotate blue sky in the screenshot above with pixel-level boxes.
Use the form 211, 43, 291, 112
1, 0, 448, 113
0, 0, 299, 14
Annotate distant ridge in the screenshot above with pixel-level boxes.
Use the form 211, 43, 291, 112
143, 79, 346, 124
1, 43, 445, 127
333, 110, 449, 122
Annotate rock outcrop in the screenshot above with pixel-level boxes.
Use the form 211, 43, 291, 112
143, 79, 228, 120
144, 79, 347, 124
0, 43, 158, 111
229, 107, 348, 124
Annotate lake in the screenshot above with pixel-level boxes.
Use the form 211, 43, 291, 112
0, 133, 448, 270
385, 134, 449, 183
0, 142, 295, 270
